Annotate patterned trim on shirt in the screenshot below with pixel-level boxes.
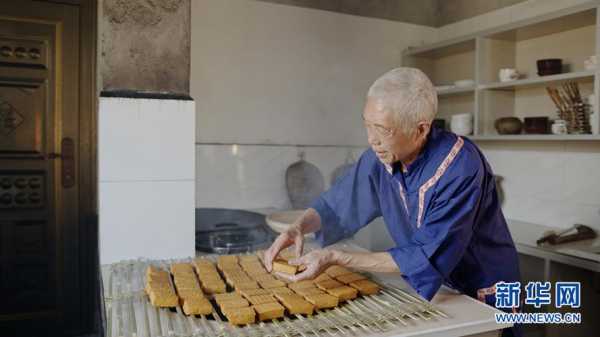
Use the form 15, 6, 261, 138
384, 163, 409, 215
417, 137, 464, 228
397, 181, 409, 215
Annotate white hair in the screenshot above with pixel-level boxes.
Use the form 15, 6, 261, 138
367, 67, 438, 136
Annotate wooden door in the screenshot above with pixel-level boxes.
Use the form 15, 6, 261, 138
0, 1, 97, 335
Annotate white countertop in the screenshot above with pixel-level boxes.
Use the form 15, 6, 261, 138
507, 219, 600, 271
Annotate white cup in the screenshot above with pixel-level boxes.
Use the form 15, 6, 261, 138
551, 120, 567, 135
499, 68, 519, 82
451, 113, 473, 135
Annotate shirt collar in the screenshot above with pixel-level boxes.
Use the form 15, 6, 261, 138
389, 126, 440, 175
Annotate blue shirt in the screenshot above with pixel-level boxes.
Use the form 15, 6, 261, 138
311, 127, 521, 301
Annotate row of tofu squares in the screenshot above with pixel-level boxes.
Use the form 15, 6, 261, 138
214, 274, 380, 325
145, 265, 214, 316
146, 254, 380, 324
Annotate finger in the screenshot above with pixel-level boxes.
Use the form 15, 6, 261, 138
293, 263, 320, 282
264, 236, 287, 271
294, 233, 304, 258
273, 271, 295, 282
288, 251, 311, 266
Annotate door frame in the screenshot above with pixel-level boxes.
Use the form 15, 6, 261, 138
73, 0, 99, 334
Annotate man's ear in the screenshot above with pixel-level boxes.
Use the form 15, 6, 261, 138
416, 121, 431, 139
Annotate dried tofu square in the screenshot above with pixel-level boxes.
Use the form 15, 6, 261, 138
170, 263, 195, 274
259, 279, 287, 289
193, 258, 215, 267
234, 281, 260, 290
226, 275, 254, 286
220, 265, 244, 273
304, 293, 339, 309
219, 299, 250, 311
239, 255, 260, 263
198, 274, 224, 283
217, 255, 239, 265
269, 287, 295, 295
313, 273, 332, 282
275, 294, 314, 315
240, 260, 263, 267
272, 259, 298, 275
148, 289, 178, 307
146, 267, 171, 282
326, 286, 358, 301
238, 288, 272, 299
254, 302, 285, 321
288, 280, 315, 290
174, 277, 200, 288
325, 265, 352, 277
349, 279, 380, 295
278, 250, 296, 261
336, 273, 367, 284
244, 268, 268, 276
252, 274, 277, 282
182, 296, 213, 316
197, 264, 219, 271
214, 292, 245, 304
223, 307, 255, 325
222, 269, 248, 278
316, 279, 344, 290
201, 281, 226, 294
247, 294, 277, 305
177, 288, 204, 299
294, 287, 325, 296
146, 278, 172, 290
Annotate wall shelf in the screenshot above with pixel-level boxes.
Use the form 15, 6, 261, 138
403, 3, 600, 140
436, 86, 475, 96
478, 70, 596, 90
470, 134, 600, 141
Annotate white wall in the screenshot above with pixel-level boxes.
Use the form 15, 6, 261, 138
438, 0, 600, 231
191, 0, 437, 146
99, 98, 196, 264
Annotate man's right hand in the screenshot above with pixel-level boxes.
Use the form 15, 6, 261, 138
263, 224, 304, 272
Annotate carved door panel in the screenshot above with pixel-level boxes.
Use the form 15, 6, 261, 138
0, 0, 81, 330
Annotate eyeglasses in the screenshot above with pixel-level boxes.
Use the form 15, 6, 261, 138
363, 118, 395, 139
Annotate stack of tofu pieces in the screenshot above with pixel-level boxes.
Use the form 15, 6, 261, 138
213, 254, 288, 325
193, 258, 226, 295
145, 265, 179, 308
170, 263, 214, 315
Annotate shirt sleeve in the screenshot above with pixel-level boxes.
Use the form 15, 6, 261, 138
310, 150, 382, 247
387, 165, 483, 301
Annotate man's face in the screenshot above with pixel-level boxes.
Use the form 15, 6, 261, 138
362, 97, 422, 165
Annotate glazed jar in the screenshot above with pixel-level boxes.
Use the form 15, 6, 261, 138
551, 119, 568, 135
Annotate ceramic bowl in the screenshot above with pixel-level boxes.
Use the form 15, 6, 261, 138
494, 117, 523, 134
266, 210, 313, 237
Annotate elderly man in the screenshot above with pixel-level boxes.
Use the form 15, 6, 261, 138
264, 67, 521, 336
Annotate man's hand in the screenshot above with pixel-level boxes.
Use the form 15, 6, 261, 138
276, 249, 336, 282
263, 225, 304, 272
263, 208, 322, 272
